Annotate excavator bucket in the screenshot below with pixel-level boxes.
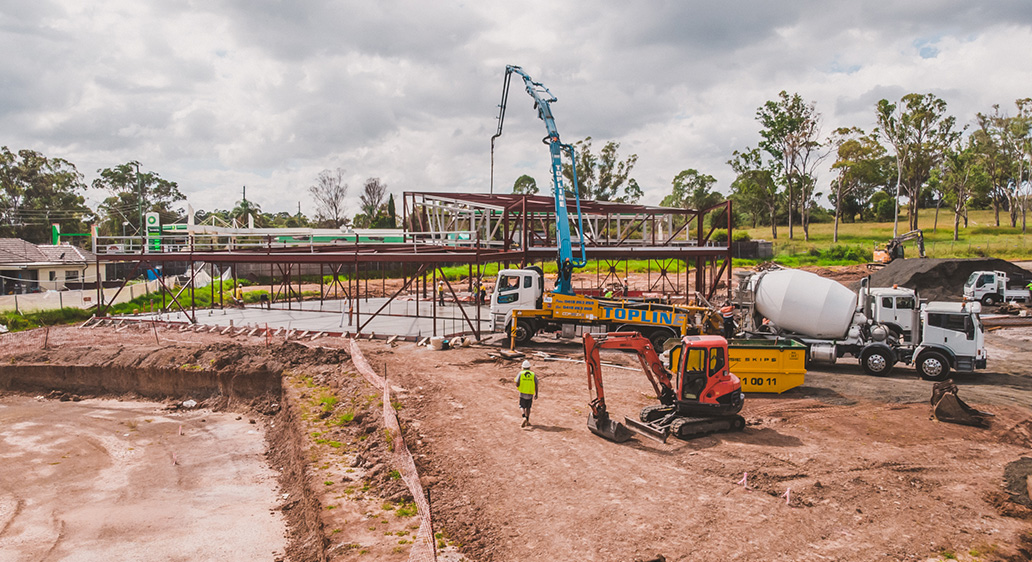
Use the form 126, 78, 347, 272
931, 380, 992, 428
933, 393, 991, 428
623, 416, 670, 443
587, 413, 634, 443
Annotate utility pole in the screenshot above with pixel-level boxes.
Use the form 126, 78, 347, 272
133, 162, 143, 241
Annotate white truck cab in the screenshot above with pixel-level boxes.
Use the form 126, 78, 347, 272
490, 267, 543, 331
963, 270, 1031, 305
914, 301, 987, 379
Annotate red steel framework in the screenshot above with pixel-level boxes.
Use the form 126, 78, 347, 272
92, 193, 733, 340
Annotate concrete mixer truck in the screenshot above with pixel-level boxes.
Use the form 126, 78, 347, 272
733, 268, 987, 381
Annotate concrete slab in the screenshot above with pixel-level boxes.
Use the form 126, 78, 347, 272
143, 298, 493, 339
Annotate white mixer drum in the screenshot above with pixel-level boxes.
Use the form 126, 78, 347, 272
754, 269, 857, 339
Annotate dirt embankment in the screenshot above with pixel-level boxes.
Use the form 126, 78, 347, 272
0, 345, 281, 404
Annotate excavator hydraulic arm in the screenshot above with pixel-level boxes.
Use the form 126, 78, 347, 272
583, 332, 676, 442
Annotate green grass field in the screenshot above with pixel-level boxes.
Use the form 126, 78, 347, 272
738, 210, 1032, 265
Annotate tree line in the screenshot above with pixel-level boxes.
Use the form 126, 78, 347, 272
515, 92, 1032, 242
729, 92, 1032, 241
6, 90, 1029, 247
0, 149, 398, 244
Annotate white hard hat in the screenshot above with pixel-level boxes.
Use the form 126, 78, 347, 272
521, 360, 531, 369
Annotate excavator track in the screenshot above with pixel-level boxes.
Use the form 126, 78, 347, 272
669, 415, 746, 440
639, 404, 674, 423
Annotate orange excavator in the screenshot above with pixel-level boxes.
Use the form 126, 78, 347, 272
584, 332, 746, 443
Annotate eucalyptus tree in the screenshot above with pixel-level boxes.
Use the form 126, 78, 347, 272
93, 162, 185, 235
728, 148, 780, 239
828, 128, 888, 241
560, 137, 639, 201
309, 168, 350, 228
359, 177, 387, 218
756, 91, 824, 240
976, 99, 1032, 230
661, 169, 722, 210
512, 174, 538, 195
876, 93, 960, 235
0, 147, 93, 243
930, 140, 985, 241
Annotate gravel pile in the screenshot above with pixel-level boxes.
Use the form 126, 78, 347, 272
852, 258, 1031, 301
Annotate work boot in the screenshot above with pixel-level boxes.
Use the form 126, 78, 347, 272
521, 418, 528, 428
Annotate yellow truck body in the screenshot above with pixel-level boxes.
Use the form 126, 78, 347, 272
512, 292, 722, 336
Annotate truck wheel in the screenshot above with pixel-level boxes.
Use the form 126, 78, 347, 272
981, 293, 998, 306
648, 329, 677, 350
860, 347, 894, 376
508, 320, 535, 345
917, 352, 950, 381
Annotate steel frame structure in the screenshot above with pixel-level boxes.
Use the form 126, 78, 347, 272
91, 193, 733, 340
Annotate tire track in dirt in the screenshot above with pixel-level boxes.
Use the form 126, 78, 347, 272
0, 493, 23, 539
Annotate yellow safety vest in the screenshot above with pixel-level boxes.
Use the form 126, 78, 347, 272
515, 370, 536, 394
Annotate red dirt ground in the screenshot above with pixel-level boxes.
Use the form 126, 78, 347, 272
2, 305, 1030, 561
363, 328, 1032, 562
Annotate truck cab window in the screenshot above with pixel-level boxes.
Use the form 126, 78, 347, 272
978, 273, 994, 287
523, 275, 533, 289
499, 275, 520, 291
929, 312, 970, 336
896, 297, 915, 309
882, 297, 893, 309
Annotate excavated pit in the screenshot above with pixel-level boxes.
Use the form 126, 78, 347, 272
0, 336, 340, 562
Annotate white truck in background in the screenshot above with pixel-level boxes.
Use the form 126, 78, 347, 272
734, 268, 987, 380
963, 270, 1032, 305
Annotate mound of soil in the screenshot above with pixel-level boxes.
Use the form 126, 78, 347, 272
1004, 457, 1032, 508
855, 258, 1030, 301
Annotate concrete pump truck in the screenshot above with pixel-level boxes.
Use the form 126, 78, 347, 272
489, 66, 721, 349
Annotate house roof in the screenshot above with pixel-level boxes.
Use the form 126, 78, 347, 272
0, 238, 48, 264
37, 244, 95, 263
0, 238, 94, 266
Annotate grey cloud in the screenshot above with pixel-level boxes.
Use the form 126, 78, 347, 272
210, 0, 486, 62
2, 0, 1031, 215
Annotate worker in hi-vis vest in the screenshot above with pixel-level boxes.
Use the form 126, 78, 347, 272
515, 360, 538, 428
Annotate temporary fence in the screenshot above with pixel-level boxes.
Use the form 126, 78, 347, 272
0, 278, 168, 313
349, 339, 437, 562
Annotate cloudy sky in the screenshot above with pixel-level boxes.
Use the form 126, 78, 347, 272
4, 1, 1032, 219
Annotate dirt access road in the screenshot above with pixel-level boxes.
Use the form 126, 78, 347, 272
364, 328, 1032, 562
